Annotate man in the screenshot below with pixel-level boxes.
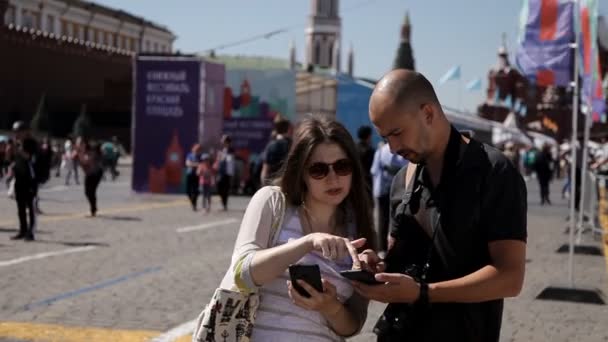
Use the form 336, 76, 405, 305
370, 142, 408, 254
354, 70, 527, 341
12, 121, 43, 214
10, 138, 38, 241
260, 117, 291, 185
357, 125, 375, 199
215, 135, 235, 211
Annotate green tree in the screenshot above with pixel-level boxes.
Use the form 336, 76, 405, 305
30, 92, 50, 134
73, 103, 92, 139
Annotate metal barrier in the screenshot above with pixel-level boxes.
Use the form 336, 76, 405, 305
575, 171, 607, 244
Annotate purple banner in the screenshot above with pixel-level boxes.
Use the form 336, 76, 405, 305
132, 57, 200, 193
515, 0, 574, 87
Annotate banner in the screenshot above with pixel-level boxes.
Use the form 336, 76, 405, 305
132, 57, 210, 193
515, 0, 575, 87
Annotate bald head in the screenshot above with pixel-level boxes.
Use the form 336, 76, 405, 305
371, 69, 440, 114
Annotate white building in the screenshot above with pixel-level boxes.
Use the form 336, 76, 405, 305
3, 0, 175, 53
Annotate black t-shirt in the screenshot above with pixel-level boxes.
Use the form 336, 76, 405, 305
263, 137, 291, 178
379, 126, 527, 341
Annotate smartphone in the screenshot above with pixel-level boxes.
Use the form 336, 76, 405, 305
288, 264, 323, 298
340, 270, 383, 285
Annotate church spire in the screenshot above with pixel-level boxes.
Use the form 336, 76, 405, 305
289, 39, 297, 70
401, 11, 411, 43
347, 42, 354, 77
393, 10, 415, 70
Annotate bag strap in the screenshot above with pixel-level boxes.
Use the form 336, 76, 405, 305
267, 186, 287, 248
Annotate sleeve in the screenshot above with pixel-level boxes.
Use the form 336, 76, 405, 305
481, 158, 528, 242
230, 186, 282, 292
342, 292, 369, 336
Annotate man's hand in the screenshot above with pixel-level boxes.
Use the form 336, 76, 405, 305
352, 273, 420, 304
357, 249, 386, 273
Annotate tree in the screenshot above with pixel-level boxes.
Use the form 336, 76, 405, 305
73, 103, 92, 139
30, 92, 50, 134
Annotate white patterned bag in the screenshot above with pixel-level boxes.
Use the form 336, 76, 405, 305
192, 187, 286, 342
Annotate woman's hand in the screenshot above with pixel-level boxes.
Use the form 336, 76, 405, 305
305, 233, 366, 268
287, 278, 343, 316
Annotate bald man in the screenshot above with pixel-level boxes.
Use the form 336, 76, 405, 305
353, 70, 527, 341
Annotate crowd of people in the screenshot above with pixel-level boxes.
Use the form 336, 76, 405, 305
1, 122, 123, 241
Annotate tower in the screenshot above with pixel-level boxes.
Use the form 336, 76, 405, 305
347, 43, 354, 77
393, 11, 415, 70
289, 39, 297, 70
306, 0, 341, 70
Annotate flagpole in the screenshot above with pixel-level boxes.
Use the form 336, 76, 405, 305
459, 77, 464, 113
576, 99, 592, 245
567, 0, 580, 288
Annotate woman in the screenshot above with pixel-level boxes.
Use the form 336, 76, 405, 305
228, 116, 375, 341
78, 139, 103, 217
185, 143, 202, 211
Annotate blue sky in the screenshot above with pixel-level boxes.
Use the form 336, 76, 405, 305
96, 0, 607, 112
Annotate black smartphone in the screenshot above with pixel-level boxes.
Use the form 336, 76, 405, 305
340, 270, 383, 285
288, 264, 323, 298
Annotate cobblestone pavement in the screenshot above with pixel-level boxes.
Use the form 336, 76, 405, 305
0, 167, 606, 341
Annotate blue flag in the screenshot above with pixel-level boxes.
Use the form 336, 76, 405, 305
439, 65, 461, 85
465, 78, 482, 91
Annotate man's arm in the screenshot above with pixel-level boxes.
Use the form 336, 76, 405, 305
354, 240, 525, 303
429, 240, 526, 302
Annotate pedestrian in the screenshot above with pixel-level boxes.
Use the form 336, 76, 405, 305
10, 138, 38, 241
357, 125, 375, 200
260, 116, 292, 185
214, 135, 235, 211
535, 143, 554, 205
197, 153, 215, 213
186, 143, 202, 211
356, 70, 527, 341
63, 139, 80, 185
79, 139, 103, 217
370, 142, 408, 254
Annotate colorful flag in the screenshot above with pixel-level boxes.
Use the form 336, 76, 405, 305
439, 65, 461, 85
578, 0, 605, 120
465, 78, 482, 91
515, 0, 575, 87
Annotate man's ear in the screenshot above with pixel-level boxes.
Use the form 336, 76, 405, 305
422, 103, 434, 124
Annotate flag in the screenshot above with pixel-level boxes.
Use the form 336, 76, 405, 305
578, 0, 605, 119
515, 0, 575, 87
465, 78, 482, 91
439, 65, 461, 85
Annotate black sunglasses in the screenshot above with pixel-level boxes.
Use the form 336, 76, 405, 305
307, 158, 354, 180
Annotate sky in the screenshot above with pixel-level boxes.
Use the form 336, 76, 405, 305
95, 0, 608, 113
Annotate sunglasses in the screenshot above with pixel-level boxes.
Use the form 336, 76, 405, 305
307, 158, 354, 180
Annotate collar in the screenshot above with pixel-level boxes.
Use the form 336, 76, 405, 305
418, 125, 466, 192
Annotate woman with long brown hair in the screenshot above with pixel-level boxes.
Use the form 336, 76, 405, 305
223, 115, 375, 341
